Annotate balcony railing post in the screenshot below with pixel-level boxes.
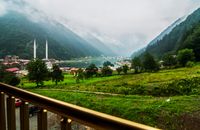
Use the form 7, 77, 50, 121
7, 96, 16, 130
61, 117, 72, 130
20, 101, 29, 130
0, 83, 160, 130
38, 109, 47, 130
0, 92, 6, 130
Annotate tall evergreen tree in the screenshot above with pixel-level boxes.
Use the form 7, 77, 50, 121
131, 57, 142, 73
143, 53, 159, 72
122, 65, 129, 74
85, 64, 98, 78
51, 64, 64, 85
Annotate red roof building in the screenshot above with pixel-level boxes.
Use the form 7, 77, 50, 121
6, 68, 19, 73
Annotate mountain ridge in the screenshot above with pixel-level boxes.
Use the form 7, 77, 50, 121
132, 8, 200, 60
131, 16, 187, 58
0, 11, 103, 59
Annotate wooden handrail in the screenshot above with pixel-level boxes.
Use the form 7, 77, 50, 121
0, 83, 160, 130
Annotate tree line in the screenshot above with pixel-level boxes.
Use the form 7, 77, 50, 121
131, 48, 195, 74
0, 48, 195, 87
75, 61, 129, 83
26, 59, 64, 87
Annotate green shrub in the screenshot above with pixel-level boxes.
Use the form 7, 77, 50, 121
128, 85, 148, 95
177, 49, 195, 67
186, 61, 195, 68
151, 77, 200, 96
113, 77, 200, 96
101, 66, 113, 76
117, 87, 130, 95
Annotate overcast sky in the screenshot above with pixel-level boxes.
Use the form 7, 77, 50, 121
2, 0, 200, 56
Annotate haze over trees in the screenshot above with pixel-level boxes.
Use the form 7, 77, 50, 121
134, 8, 200, 60
0, 12, 102, 60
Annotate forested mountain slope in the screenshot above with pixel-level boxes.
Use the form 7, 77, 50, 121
0, 11, 102, 59
133, 8, 200, 60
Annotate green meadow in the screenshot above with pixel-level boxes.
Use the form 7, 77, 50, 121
20, 64, 200, 129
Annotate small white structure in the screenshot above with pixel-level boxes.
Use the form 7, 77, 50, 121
34, 39, 37, 59
33, 39, 54, 69
46, 61, 53, 69
46, 40, 48, 60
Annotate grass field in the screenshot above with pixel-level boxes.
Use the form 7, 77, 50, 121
30, 89, 200, 129
21, 64, 200, 129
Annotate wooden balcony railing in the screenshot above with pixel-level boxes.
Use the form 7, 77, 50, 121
0, 83, 160, 130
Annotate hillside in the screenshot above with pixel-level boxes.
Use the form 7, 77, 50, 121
132, 8, 200, 60
148, 16, 187, 47
131, 17, 186, 58
0, 11, 102, 60
179, 23, 200, 61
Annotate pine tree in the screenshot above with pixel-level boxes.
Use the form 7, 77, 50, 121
143, 53, 159, 72
51, 64, 64, 85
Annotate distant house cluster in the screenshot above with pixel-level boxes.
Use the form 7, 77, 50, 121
0, 55, 29, 77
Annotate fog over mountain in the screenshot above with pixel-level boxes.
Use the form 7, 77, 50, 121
1, 0, 200, 56
0, 0, 109, 59
131, 16, 188, 58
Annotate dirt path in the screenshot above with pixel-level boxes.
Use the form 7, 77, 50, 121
36, 89, 120, 96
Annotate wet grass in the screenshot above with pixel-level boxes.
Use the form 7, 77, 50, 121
21, 64, 200, 129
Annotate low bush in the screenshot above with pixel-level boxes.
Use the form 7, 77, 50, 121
119, 77, 200, 96
186, 61, 195, 68
151, 77, 200, 96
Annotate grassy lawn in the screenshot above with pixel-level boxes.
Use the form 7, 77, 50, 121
30, 89, 200, 129
20, 73, 121, 89
21, 65, 200, 95
20, 64, 200, 129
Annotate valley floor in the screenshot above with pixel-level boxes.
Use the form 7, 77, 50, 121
20, 64, 200, 130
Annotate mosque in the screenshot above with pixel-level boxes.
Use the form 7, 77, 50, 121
33, 39, 55, 69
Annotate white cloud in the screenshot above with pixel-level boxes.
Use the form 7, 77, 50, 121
0, 0, 7, 16
2, 0, 200, 56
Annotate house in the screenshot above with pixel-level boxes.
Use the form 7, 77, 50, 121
70, 68, 79, 76
5, 67, 20, 73
4, 55, 19, 63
